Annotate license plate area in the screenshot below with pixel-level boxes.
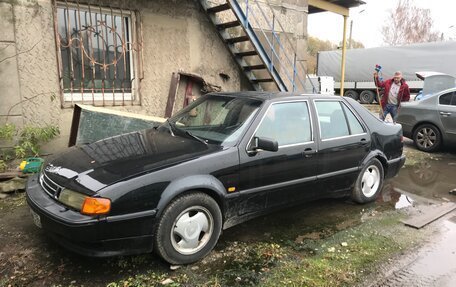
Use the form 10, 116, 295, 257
30, 208, 42, 228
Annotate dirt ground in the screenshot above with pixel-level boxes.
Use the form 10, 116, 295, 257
1, 139, 456, 286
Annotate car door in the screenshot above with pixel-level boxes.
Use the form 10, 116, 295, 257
438, 91, 456, 142
313, 99, 371, 196
237, 100, 318, 214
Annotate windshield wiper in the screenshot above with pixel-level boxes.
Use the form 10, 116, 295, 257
185, 131, 208, 145
166, 119, 176, 137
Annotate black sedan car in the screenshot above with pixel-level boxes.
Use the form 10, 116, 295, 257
26, 92, 405, 265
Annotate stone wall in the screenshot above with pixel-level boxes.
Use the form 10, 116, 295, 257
0, 0, 308, 153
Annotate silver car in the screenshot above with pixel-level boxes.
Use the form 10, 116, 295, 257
397, 87, 456, 152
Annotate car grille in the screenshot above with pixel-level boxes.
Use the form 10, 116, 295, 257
39, 171, 64, 199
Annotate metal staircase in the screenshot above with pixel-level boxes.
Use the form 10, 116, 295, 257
200, 0, 310, 92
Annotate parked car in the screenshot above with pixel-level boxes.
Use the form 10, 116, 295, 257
26, 92, 405, 265
414, 71, 456, 101
397, 87, 456, 152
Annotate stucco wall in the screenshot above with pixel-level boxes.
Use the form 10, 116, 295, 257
0, 0, 308, 153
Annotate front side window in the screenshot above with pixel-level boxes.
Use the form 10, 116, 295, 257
315, 101, 365, 140
167, 95, 262, 145
56, 3, 138, 104
255, 101, 312, 146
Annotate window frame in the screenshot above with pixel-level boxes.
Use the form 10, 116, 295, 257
247, 100, 314, 150
54, 1, 142, 106
314, 99, 367, 141
438, 91, 456, 106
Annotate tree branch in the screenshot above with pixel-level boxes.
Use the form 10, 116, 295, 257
0, 39, 43, 64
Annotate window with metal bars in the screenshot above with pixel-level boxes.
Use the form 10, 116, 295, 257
55, 2, 140, 105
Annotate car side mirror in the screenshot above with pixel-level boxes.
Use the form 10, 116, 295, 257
249, 137, 279, 154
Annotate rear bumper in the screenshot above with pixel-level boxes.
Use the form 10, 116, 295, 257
26, 174, 156, 257
385, 155, 406, 179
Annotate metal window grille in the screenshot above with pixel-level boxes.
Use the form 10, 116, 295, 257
53, 1, 143, 106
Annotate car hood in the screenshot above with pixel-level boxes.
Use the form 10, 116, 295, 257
44, 128, 221, 195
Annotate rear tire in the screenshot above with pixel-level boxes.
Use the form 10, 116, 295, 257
412, 124, 441, 152
352, 158, 384, 203
359, 90, 375, 104
154, 192, 222, 265
344, 90, 359, 101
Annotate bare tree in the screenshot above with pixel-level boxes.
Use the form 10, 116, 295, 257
382, 0, 440, 46
306, 36, 337, 74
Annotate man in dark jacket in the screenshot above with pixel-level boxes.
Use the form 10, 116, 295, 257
374, 71, 410, 122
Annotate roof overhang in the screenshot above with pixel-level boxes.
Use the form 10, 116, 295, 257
308, 0, 365, 16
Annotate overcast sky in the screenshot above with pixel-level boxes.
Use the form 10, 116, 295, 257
307, 0, 456, 48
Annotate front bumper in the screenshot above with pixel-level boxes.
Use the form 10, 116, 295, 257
26, 174, 156, 257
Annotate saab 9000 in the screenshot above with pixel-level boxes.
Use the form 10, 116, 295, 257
26, 92, 405, 264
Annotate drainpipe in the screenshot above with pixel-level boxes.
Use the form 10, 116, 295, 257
340, 15, 348, 97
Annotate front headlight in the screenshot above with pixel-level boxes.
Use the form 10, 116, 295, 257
58, 189, 87, 210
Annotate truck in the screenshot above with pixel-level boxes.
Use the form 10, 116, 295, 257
316, 41, 456, 103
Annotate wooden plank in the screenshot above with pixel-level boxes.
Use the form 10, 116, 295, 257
402, 202, 456, 229
225, 35, 249, 44
216, 20, 240, 30
165, 72, 180, 118
0, 171, 25, 180
235, 50, 258, 57
206, 3, 230, 14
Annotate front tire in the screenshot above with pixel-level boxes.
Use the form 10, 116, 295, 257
154, 192, 222, 265
413, 124, 441, 152
352, 158, 384, 203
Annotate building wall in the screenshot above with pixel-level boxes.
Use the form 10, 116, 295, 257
0, 0, 308, 153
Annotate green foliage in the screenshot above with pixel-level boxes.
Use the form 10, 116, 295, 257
306, 37, 337, 74
0, 123, 15, 140
0, 160, 7, 172
14, 126, 60, 158
106, 272, 187, 287
0, 124, 59, 166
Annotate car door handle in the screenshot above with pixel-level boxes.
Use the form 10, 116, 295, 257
360, 138, 368, 146
440, 112, 452, 116
303, 148, 316, 158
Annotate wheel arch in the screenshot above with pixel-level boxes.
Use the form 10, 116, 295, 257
155, 175, 227, 220
361, 150, 388, 177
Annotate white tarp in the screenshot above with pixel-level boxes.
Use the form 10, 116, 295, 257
317, 41, 456, 82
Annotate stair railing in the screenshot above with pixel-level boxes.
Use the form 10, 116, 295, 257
231, 0, 312, 92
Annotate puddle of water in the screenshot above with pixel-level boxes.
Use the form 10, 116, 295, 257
389, 155, 456, 203
394, 194, 414, 209
406, 218, 456, 284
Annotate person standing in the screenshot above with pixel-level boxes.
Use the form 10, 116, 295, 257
374, 71, 410, 122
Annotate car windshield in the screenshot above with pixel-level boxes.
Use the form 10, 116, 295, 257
165, 94, 263, 145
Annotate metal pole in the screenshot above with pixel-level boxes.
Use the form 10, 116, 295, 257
340, 15, 348, 97
348, 20, 353, 49
292, 53, 297, 92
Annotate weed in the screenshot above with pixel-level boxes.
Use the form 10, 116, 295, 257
0, 124, 59, 168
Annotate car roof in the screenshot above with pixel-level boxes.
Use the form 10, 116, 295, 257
208, 91, 340, 102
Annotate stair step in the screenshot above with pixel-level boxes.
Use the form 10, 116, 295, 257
216, 20, 240, 30
243, 64, 266, 70
207, 3, 230, 13
226, 35, 249, 44
251, 78, 274, 83
235, 50, 258, 57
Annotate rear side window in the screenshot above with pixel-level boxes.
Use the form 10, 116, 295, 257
342, 104, 365, 134
439, 92, 456, 106
315, 101, 365, 140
